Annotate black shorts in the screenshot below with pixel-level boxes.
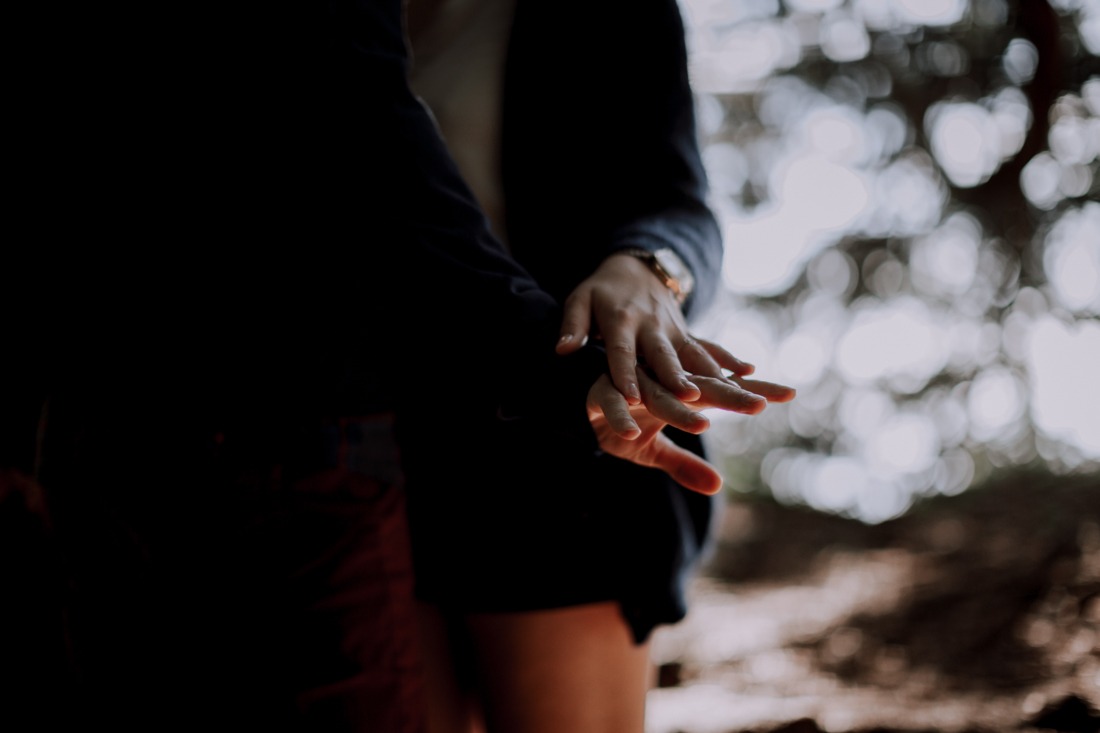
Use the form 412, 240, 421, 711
397, 415, 717, 645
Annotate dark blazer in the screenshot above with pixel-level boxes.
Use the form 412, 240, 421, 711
2, 1, 720, 723
5, 0, 617, 459
7, 0, 720, 506
9, 0, 719, 426
398, 0, 723, 644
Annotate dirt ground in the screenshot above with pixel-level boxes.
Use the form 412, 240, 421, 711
646, 469, 1100, 733
3, 460, 1096, 732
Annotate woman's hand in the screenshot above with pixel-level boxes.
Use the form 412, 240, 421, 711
586, 367, 795, 495
557, 253, 753, 405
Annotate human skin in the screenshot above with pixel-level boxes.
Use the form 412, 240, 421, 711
586, 366, 795, 496
558, 253, 757, 406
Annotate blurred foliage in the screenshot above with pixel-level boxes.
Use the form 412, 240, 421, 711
680, 0, 1100, 522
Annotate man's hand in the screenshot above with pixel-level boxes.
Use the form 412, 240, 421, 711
586, 368, 795, 495
557, 253, 754, 405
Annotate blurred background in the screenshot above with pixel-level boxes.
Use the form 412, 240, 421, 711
646, 0, 1100, 731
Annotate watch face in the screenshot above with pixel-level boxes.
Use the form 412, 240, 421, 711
654, 248, 694, 297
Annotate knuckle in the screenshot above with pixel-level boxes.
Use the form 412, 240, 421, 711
653, 342, 679, 358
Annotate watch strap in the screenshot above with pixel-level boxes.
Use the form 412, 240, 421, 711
618, 247, 691, 305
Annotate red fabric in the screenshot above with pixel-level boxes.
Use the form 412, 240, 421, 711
282, 469, 426, 732
27, 409, 427, 732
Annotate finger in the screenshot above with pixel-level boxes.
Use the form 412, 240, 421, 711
731, 376, 797, 403
637, 370, 710, 434
637, 331, 702, 402
587, 375, 642, 438
602, 330, 643, 405
686, 375, 769, 415
693, 338, 756, 376
674, 336, 722, 377
556, 291, 593, 355
647, 435, 724, 495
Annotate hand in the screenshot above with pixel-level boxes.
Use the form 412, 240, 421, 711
557, 253, 753, 405
586, 368, 795, 495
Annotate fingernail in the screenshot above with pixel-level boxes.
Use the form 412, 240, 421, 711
558, 334, 573, 345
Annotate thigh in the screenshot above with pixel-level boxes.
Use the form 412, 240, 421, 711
466, 602, 652, 733
414, 601, 487, 733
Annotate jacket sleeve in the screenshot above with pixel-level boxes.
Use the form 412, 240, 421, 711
5, 0, 606, 448
500, 0, 723, 323
321, 0, 607, 440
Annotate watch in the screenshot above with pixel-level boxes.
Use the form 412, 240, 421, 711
619, 247, 695, 305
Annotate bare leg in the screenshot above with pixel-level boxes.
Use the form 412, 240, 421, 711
415, 601, 486, 733
466, 601, 652, 733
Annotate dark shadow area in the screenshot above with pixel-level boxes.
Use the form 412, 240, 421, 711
801, 470, 1099, 692
684, 468, 1099, 731
0, 470, 79, 731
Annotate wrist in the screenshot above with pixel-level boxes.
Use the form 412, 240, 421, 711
616, 247, 695, 306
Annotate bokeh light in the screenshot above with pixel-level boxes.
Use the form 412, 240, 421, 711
1026, 316, 1100, 459
682, 0, 1100, 525
1043, 201, 1100, 314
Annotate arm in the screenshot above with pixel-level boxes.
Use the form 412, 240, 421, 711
323, 0, 609, 440
325, 1, 791, 474
7, 0, 788, 490
501, 0, 733, 402
8, 0, 610, 450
